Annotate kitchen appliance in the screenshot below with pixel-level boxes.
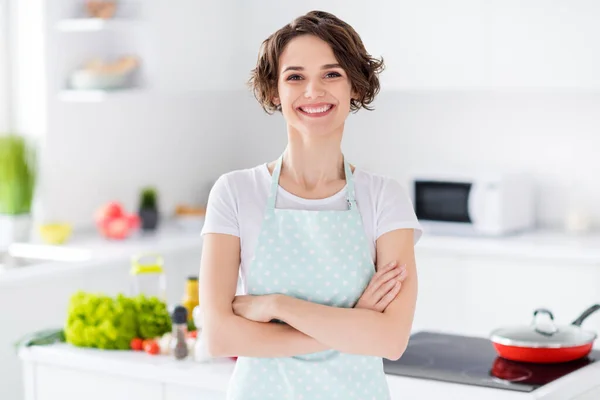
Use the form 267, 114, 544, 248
409, 172, 535, 236
384, 331, 600, 399
490, 305, 600, 363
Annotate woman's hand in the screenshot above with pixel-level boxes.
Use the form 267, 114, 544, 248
232, 294, 277, 322
355, 261, 406, 312
232, 261, 406, 321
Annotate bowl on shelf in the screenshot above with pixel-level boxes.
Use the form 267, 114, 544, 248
68, 55, 139, 91
69, 69, 133, 91
38, 223, 73, 245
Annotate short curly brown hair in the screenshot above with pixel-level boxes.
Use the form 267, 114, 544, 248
248, 10, 385, 115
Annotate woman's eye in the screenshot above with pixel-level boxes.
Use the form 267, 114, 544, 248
286, 74, 302, 81
326, 72, 342, 78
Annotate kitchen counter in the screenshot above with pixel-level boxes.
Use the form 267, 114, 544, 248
19, 343, 600, 400
18, 338, 600, 400
3, 224, 599, 288
0, 220, 204, 286
417, 229, 600, 265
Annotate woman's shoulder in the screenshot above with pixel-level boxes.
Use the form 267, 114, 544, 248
214, 163, 269, 187
209, 163, 270, 201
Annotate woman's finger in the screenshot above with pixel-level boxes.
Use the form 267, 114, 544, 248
375, 281, 402, 310
362, 262, 396, 296
371, 277, 401, 304
375, 265, 404, 286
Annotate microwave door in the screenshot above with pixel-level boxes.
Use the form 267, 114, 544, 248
467, 182, 485, 227
415, 181, 475, 235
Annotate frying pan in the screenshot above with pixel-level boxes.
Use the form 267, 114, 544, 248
490, 304, 600, 363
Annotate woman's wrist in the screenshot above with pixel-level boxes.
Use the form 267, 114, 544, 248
269, 293, 286, 321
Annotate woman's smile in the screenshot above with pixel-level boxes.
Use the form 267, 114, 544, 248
297, 103, 336, 117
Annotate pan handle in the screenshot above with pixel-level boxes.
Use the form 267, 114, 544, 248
571, 304, 600, 327
533, 308, 558, 336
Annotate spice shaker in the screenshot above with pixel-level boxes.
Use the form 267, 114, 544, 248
170, 305, 189, 360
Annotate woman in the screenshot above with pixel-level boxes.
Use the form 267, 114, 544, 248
200, 10, 422, 400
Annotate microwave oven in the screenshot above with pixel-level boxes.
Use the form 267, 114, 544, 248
409, 173, 535, 236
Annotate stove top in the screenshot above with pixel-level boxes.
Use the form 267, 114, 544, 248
383, 331, 600, 392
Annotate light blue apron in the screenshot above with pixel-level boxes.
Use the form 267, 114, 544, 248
227, 154, 391, 400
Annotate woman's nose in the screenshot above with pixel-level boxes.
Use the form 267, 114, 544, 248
304, 80, 325, 99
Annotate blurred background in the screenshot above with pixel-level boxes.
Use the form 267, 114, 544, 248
1, 1, 600, 400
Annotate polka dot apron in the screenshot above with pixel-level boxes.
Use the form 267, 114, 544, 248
227, 154, 391, 400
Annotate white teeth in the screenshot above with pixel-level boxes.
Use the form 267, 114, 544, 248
300, 105, 332, 114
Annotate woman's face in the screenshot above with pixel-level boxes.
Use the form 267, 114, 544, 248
274, 34, 353, 137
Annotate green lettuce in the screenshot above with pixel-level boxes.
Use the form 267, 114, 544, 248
64, 291, 172, 350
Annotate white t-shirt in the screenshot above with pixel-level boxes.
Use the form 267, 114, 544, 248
201, 163, 423, 286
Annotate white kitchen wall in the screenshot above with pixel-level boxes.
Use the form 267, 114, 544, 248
22, 0, 247, 228
235, 90, 600, 229
22, 0, 600, 230
232, 0, 600, 230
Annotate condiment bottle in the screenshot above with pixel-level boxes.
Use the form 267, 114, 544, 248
170, 305, 189, 360
182, 276, 199, 322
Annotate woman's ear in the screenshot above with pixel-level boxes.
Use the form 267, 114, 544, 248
272, 96, 280, 106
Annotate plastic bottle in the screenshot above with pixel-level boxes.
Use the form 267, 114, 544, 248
170, 305, 189, 360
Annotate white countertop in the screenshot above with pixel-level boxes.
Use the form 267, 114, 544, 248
2, 224, 600, 287
417, 229, 600, 265
0, 221, 203, 286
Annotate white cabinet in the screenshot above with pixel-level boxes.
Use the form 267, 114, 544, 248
33, 365, 163, 400
303, 0, 600, 90
414, 246, 600, 338
164, 384, 225, 400
488, 0, 600, 89
373, 0, 488, 90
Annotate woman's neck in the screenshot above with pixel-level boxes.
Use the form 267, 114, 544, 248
282, 127, 345, 191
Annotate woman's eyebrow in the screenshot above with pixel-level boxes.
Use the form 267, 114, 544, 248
282, 63, 342, 73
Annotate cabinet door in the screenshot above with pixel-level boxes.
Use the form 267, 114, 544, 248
164, 383, 225, 400
412, 251, 472, 332
35, 365, 162, 400
371, 0, 487, 90
489, 0, 600, 88
455, 255, 600, 336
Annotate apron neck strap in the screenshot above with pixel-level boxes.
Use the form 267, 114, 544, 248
267, 153, 356, 210
266, 154, 284, 210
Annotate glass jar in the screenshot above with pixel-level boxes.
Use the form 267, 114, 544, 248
130, 253, 166, 301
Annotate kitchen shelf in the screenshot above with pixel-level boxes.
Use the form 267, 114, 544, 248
58, 88, 145, 102
55, 18, 140, 32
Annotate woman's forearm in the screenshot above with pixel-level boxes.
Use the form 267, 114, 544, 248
271, 295, 405, 359
206, 314, 329, 358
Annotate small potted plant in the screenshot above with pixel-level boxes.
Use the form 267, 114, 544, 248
0, 134, 37, 248
137, 186, 159, 232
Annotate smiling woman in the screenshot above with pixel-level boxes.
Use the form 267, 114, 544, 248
200, 10, 422, 400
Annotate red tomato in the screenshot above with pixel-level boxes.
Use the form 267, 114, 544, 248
126, 214, 141, 229
104, 217, 130, 240
94, 202, 124, 224
187, 330, 197, 339
130, 338, 143, 351
143, 339, 160, 355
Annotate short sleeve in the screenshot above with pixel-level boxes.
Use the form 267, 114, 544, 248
376, 178, 423, 245
200, 174, 239, 237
